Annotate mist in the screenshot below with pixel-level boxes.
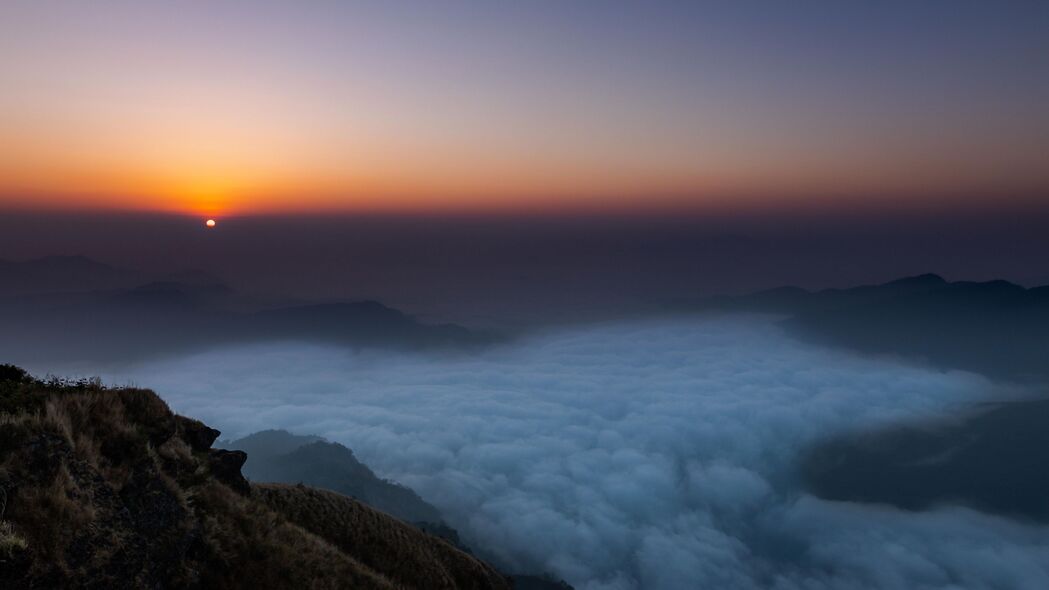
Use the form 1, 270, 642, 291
4, 210, 1049, 327
40, 314, 1046, 590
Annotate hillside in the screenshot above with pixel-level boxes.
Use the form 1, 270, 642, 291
803, 398, 1049, 522
692, 277, 1049, 521
226, 430, 574, 588
0, 365, 511, 589
692, 274, 1049, 382
227, 430, 445, 525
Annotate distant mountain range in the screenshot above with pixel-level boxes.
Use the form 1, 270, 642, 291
693, 273, 1049, 382
698, 274, 1049, 522
0, 256, 493, 365
0, 255, 142, 295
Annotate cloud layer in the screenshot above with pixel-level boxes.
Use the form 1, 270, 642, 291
88, 316, 1049, 589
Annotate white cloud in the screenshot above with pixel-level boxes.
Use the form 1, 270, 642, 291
85, 316, 1049, 589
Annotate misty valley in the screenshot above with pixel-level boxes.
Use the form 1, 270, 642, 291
3, 255, 1049, 589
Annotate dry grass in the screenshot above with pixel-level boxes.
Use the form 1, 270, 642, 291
257, 483, 511, 590
12, 462, 95, 561
189, 481, 399, 589
0, 368, 512, 589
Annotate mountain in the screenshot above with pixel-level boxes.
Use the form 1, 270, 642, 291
222, 429, 324, 462
693, 275, 1049, 522
226, 430, 445, 525
245, 301, 483, 349
699, 273, 950, 313
0, 256, 142, 295
803, 398, 1049, 522
0, 365, 511, 589
693, 274, 1049, 382
0, 264, 494, 365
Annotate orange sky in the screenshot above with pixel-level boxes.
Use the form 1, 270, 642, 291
2, 2, 1047, 218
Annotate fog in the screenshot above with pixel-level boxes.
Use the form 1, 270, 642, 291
5, 211, 1049, 326
62, 315, 1049, 589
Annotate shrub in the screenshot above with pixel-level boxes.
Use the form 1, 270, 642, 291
0, 365, 30, 384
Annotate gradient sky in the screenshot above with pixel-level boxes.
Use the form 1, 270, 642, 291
1, 0, 1047, 216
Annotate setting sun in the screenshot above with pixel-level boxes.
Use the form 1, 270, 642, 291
3, 3, 1049, 588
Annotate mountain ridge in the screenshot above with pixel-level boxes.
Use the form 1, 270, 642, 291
225, 430, 445, 525
0, 256, 496, 365
692, 273, 1049, 382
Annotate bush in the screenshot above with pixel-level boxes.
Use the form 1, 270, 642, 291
0, 365, 30, 384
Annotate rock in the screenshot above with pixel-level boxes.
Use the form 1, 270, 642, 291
207, 449, 250, 495
176, 415, 220, 452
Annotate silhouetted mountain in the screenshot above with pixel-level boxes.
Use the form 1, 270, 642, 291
0, 255, 142, 295
0, 264, 493, 365
704, 275, 1049, 522
107, 282, 211, 310
0, 366, 511, 589
695, 274, 1049, 382
224, 429, 323, 460
246, 302, 482, 349
0, 279, 233, 364
700, 273, 950, 314
803, 399, 1049, 522
157, 269, 229, 289
227, 430, 444, 525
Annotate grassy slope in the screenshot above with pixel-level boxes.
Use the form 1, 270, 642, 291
0, 365, 511, 589
256, 484, 508, 590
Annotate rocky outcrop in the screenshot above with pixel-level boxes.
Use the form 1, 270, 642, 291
175, 415, 220, 452
207, 449, 251, 495
0, 366, 512, 589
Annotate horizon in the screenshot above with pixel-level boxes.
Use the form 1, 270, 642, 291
2, 0, 1048, 218
3, 206, 1049, 326
3, 3, 1049, 589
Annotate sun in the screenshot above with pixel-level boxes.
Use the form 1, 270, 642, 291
205, 219, 217, 228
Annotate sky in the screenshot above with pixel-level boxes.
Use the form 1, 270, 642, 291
2, 0, 1048, 217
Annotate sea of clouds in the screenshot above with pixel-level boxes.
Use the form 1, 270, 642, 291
89, 315, 1049, 589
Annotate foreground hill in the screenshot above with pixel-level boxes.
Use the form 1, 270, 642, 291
226, 431, 572, 587
0, 365, 510, 589
694, 273, 1049, 382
